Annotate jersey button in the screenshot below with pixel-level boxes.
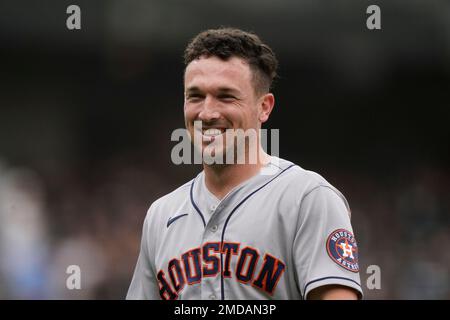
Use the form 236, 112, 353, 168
210, 205, 217, 211
210, 225, 218, 232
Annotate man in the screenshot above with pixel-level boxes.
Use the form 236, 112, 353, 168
127, 28, 362, 300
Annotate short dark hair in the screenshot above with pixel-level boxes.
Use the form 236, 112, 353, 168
184, 27, 278, 95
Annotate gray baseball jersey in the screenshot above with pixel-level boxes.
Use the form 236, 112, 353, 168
126, 156, 362, 300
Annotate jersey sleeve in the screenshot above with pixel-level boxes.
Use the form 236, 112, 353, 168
293, 185, 363, 299
126, 212, 160, 300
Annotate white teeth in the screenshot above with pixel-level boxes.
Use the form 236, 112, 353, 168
203, 129, 223, 136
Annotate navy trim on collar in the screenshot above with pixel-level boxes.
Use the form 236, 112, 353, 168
190, 178, 206, 228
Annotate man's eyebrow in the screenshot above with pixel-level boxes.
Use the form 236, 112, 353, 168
216, 87, 241, 95
185, 86, 241, 95
185, 86, 202, 94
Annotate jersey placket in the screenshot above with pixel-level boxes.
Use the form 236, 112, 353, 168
194, 176, 226, 300
200, 203, 225, 300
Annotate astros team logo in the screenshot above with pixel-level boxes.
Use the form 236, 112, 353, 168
326, 229, 359, 272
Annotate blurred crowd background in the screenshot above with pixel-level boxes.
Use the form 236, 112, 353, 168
0, 0, 449, 299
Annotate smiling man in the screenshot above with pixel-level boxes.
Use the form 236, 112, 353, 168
127, 28, 362, 300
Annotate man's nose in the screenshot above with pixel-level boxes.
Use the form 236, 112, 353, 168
197, 96, 220, 122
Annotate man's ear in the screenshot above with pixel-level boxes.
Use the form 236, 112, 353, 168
259, 93, 275, 123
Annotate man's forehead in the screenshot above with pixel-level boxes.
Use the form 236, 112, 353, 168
184, 56, 252, 85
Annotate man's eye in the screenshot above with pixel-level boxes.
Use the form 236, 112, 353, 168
219, 95, 236, 101
187, 94, 204, 101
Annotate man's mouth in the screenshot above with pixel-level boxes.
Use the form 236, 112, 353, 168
202, 128, 226, 137
197, 127, 228, 144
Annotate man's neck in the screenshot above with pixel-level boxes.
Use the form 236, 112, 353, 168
203, 150, 271, 200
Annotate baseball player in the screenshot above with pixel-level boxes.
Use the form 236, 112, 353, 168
127, 28, 362, 300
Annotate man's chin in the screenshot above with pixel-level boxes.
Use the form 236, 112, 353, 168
202, 146, 227, 165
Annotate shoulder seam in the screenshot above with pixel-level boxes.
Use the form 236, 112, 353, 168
299, 184, 352, 218
300, 184, 335, 202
